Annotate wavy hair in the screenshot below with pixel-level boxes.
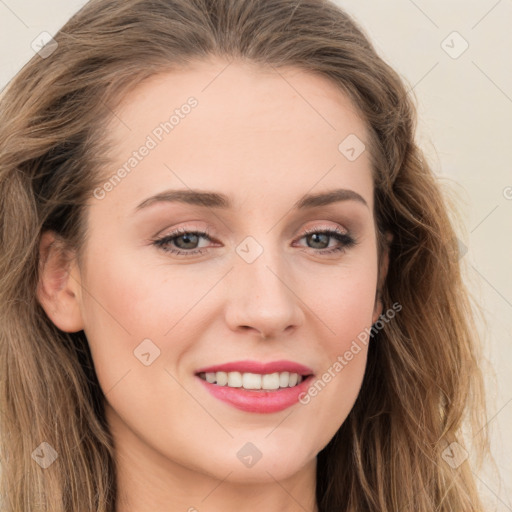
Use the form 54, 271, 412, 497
0, 0, 493, 510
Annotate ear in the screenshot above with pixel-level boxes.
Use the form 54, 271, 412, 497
372, 231, 393, 324
36, 231, 84, 333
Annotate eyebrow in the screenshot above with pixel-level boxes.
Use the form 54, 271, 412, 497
134, 187, 368, 212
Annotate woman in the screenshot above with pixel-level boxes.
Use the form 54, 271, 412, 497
0, 0, 493, 510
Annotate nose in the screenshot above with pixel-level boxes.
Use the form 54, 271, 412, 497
224, 248, 305, 339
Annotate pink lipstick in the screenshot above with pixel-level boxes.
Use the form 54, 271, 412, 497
195, 359, 314, 413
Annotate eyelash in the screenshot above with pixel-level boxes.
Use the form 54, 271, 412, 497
152, 226, 357, 257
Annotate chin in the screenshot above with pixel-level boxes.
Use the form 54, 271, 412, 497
192, 437, 316, 484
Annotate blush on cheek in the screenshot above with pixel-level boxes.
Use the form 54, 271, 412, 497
326, 286, 378, 342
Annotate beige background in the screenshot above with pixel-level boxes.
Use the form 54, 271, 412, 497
1, 0, 511, 509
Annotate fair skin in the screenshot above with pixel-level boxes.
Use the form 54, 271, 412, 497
37, 58, 389, 512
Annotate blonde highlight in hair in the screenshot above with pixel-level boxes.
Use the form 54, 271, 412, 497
0, 0, 493, 510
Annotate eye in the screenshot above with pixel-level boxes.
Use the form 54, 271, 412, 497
294, 226, 357, 255
152, 227, 213, 256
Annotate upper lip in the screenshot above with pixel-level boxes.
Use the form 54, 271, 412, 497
196, 360, 314, 376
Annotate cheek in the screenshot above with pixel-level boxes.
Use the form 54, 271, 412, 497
303, 250, 379, 357
77, 246, 184, 389
321, 273, 376, 323
80, 244, 204, 338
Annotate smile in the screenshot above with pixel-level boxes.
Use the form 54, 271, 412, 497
197, 371, 304, 390
195, 360, 314, 413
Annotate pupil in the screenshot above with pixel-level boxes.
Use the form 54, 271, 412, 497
309, 233, 328, 249
177, 233, 198, 249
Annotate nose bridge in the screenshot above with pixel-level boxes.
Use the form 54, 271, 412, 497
224, 236, 304, 337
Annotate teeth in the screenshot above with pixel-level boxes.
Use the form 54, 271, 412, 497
216, 371, 228, 386
199, 371, 306, 390
262, 372, 280, 390
242, 372, 261, 389
227, 371, 242, 387
279, 371, 289, 388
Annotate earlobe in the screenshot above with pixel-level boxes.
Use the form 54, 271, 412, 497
36, 231, 84, 333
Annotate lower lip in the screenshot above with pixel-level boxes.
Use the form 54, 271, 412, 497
196, 375, 314, 413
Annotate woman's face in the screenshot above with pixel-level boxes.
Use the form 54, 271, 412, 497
53, 58, 385, 485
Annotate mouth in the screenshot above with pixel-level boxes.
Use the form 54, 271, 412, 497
194, 360, 315, 413
197, 370, 308, 391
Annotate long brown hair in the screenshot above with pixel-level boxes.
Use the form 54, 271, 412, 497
0, 0, 494, 510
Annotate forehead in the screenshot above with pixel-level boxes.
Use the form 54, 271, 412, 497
96, 58, 373, 214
